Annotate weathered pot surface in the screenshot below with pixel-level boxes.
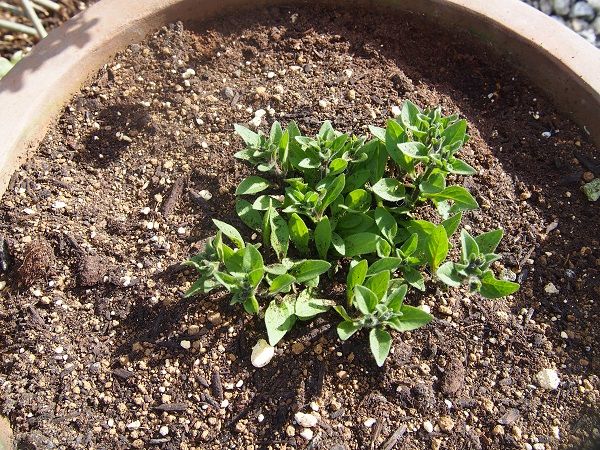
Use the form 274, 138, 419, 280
0, 0, 599, 197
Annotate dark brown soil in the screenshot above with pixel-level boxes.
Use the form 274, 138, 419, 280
0, 5, 599, 450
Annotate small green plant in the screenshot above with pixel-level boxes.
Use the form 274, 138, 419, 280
183, 100, 520, 367
336, 260, 433, 366
437, 229, 519, 298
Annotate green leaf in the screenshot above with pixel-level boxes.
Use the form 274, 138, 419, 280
295, 290, 333, 320
290, 260, 331, 283
386, 284, 408, 311
334, 305, 353, 321
234, 124, 260, 146
269, 273, 296, 294
314, 217, 332, 260
265, 297, 297, 345
329, 158, 348, 176
402, 266, 425, 291
353, 285, 378, 314
337, 320, 362, 341
426, 224, 449, 271
269, 208, 289, 260
242, 244, 263, 272
344, 169, 371, 193
213, 219, 245, 249
331, 233, 345, 256
441, 212, 462, 237
374, 207, 398, 243
399, 233, 418, 256
184, 276, 218, 297
367, 257, 403, 276
236, 199, 263, 232
344, 233, 385, 257
426, 186, 479, 214
243, 295, 260, 314
253, 195, 282, 210
385, 120, 413, 174
436, 262, 462, 287
369, 125, 386, 141
479, 271, 519, 299
397, 142, 429, 160
365, 270, 390, 301
345, 189, 372, 212
288, 213, 310, 255
347, 260, 368, 302
449, 158, 477, 175
371, 178, 406, 202
460, 229, 480, 261
441, 119, 467, 148
236, 176, 271, 195
474, 229, 504, 254
392, 304, 433, 331
369, 328, 392, 367
319, 174, 345, 216
247, 267, 264, 288
213, 271, 239, 292
400, 100, 421, 129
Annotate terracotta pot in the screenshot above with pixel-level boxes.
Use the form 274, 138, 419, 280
0, 0, 598, 196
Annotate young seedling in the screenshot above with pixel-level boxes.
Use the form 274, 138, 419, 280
336, 262, 432, 366
437, 229, 519, 298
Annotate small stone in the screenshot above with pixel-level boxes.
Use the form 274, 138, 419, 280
267, 71, 276, 79
182, 68, 195, 79
286, 425, 296, 437
159, 425, 169, 436
552, 0, 570, 15
0, 281, 5, 291
208, 312, 222, 325
251, 339, 275, 368
418, 304, 431, 314
363, 418, 376, 428
535, 368, 560, 390
198, 190, 212, 200
533, 444, 546, 450
512, 425, 523, 440
439, 305, 453, 316
570, 1, 596, 20
583, 171, 595, 182
423, 420, 434, 433
52, 201, 67, 210
180, 340, 191, 350
431, 437, 442, 450
222, 87, 235, 99
560, 331, 568, 339
300, 428, 314, 440
544, 282, 559, 294
163, 160, 174, 169
140, 207, 151, 215
318, 99, 329, 109
294, 412, 318, 428
493, 425, 505, 435
257, 414, 265, 423
346, 89, 356, 100
127, 420, 141, 430
438, 416, 455, 432
291, 342, 305, 355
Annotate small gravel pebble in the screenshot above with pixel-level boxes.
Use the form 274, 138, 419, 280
535, 368, 560, 389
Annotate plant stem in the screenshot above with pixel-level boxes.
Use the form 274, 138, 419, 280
20, 0, 46, 38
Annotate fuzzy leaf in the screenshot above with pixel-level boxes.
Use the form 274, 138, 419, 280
371, 178, 406, 202
236, 199, 263, 232
369, 328, 392, 367
479, 271, 519, 299
337, 320, 361, 341
314, 217, 332, 260
353, 285, 378, 315
365, 270, 390, 301
234, 124, 260, 146
374, 207, 398, 243
290, 260, 331, 283
213, 219, 245, 249
288, 213, 310, 255
265, 297, 297, 346
269, 208, 289, 260
474, 229, 504, 254
236, 176, 271, 195
269, 273, 296, 294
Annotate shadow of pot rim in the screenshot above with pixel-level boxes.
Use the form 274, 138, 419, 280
0, 0, 598, 198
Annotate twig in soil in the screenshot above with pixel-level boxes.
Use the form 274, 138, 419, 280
381, 424, 407, 450
161, 176, 187, 218
154, 402, 188, 412
370, 418, 383, 450
211, 370, 224, 401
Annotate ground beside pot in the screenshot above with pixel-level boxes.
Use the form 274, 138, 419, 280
0, 5, 598, 450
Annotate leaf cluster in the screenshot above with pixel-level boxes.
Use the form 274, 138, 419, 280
183, 101, 520, 366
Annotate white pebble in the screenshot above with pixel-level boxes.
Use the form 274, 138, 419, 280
121, 276, 132, 287
544, 282, 559, 294
318, 99, 329, 109
52, 201, 67, 210
182, 68, 195, 79
180, 340, 191, 350
391, 105, 401, 116
363, 418, 377, 428
251, 339, 275, 368
300, 428, 314, 440
551, 425, 560, 439
198, 190, 212, 200
159, 425, 169, 436
418, 304, 431, 314
177, 227, 186, 235
221, 399, 229, 409
541, 131, 552, 138
294, 412, 318, 428
560, 331, 568, 339
140, 207, 150, 215
127, 420, 141, 429
267, 71, 276, 79
423, 420, 434, 433
54, 346, 64, 354
257, 414, 265, 423
0, 281, 5, 291
309, 401, 319, 412
535, 368, 560, 390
